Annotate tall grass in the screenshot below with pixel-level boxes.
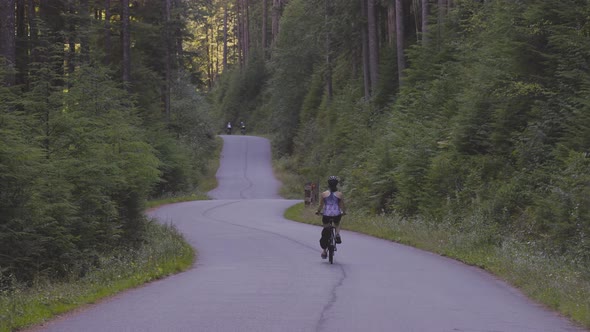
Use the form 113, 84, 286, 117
285, 202, 590, 329
0, 222, 194, 332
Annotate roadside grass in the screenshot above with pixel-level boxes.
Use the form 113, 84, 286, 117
145, 192, 210, 209
0, 222, 195, 332
285, 202, 590, 329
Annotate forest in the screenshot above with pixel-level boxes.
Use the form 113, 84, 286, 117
1, 0, 589, 316
0, 0, 219, 286
212, 0, 590, 270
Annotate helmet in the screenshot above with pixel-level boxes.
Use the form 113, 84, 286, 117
327, 176, 339, 186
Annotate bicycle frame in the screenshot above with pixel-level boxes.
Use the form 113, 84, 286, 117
326, 224, 337, 264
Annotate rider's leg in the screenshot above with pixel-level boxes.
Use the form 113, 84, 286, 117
321, 219, 330, 258
334, 216, 342, 243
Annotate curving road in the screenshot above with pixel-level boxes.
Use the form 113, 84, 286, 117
34, 135, 583, 332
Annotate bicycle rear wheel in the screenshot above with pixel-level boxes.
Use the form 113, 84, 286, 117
328, 227, 335, 264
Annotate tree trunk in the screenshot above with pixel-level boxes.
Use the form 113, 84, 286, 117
0, 0, 16, 85
207, 24, 213, 88
223, 3, 228, 70
236, 0, 243, 67
164, 0, 171, 122
387, 3, 395, 47
67, 4, 76, 75
422, 0, 429, 44
271, 0, 279, 46
360, 0, 370, 99
395, 0, 405, 86
215, 39, 220, 77
244, 0, 250, 64
27, 0, 37, 65
262, 0, 267, 57
40, 0, 67, 87
104, 0, 111, 64
174, 0, 183, 68
367, 0, 378, 95
325, 0, 332, 101
15, 0, 27, 86
437, 0, 446, 48
122, 0, 131, 86
438, 0, 446, 23
175, 27, 183, 69
80, 0, 89, 63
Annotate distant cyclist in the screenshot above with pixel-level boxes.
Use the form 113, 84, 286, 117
240, 120, 246, 134
316, 176, 346, 259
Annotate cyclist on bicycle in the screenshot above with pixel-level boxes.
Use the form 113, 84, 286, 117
316, 176, 346, 259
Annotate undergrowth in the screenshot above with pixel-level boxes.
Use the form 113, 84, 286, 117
273, 156, 306, 199
145, 136, 222, 208
0, 222, 194, 332
0, 136, 223, 332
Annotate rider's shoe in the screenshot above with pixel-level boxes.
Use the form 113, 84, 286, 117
321, 251, 327, 259
335, 235, 342, 244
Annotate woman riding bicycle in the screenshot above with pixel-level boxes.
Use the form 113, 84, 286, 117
316, 176, 346, 259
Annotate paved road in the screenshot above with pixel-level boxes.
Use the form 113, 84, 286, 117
34, 135, 583, 331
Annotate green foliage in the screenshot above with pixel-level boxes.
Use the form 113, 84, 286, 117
0, 221, 194, 332
265, 0, 324, 156
212, 54, 268, 133
1, 64, 213, 286
206, 0, 590, 324
214, 0, 590, 270
151, 74, 216, 196
530, 151, 590, 260
0, 0, 216, 308
299, 69, 325, 124
373, 46, 399, 109
0, 63, 164, 282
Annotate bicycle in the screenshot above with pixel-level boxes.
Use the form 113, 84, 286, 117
317, 213, 339, 264
325, 223, 337, 264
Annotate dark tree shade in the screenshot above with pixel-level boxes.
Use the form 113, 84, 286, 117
367, 0, 379, 94
0, 0, 16, 85
15, 0, 27, 85
105, 0, 111, 64
122, 0, 131, 85
422, 0, 429, 44
360, 0, 371, 98
396, 0, 405, 85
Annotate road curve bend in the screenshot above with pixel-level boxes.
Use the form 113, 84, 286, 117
33, 135, 584, 332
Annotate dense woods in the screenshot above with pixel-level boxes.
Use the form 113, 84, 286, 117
212, 0, 590, 267
1, 0, 589, 299
0, 0, 217, 285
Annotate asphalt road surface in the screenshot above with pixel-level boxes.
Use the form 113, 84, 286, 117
34, 135, 584, 332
